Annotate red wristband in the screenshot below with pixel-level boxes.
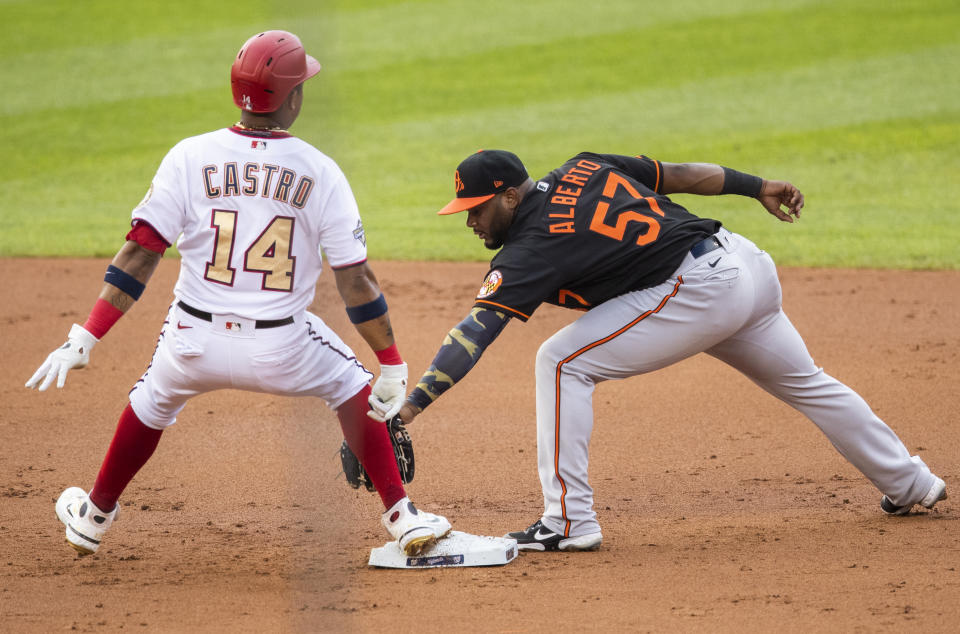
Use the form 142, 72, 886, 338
374, 343, 403, 365
82, 298, 124, 339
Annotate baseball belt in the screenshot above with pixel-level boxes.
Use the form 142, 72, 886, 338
688, 234, 723, 259
176, 301, 294, 329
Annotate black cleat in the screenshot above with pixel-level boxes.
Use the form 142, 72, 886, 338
881, 477, 947, 516
505, 519, 602, 552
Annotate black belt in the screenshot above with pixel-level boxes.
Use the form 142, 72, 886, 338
177, 301, 294, 329
689, 234, 722, 259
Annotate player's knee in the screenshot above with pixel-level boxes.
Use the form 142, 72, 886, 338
535, 339, 563, 377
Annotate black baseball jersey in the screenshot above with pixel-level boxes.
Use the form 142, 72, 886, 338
473, 152, 721, 321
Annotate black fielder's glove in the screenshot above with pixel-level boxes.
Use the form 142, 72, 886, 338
340, 415, 415, 491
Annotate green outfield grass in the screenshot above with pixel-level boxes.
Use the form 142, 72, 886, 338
2, 0, 958, 268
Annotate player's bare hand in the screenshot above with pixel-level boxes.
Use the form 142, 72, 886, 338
367, 362, 408, 421
25, 324, 99, 391
397, 402, 421, 425
757, 180, 804, 223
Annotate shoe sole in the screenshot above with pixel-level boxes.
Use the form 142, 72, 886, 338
64, 538, 96, 556
403, 534, 437, 556
400, 525, 452, 556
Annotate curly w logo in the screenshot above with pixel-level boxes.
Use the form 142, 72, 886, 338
454, 170, 465, 193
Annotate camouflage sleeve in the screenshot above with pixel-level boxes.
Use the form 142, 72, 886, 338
406, 307, 511, 411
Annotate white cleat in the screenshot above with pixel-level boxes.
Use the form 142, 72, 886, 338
55, 487, 119, 555
381, 497, 451, 556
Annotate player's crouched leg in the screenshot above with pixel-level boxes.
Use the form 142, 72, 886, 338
326, 339, 452, 556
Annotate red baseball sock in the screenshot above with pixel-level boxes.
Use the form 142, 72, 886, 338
89, 403, 163, 512
337, 384, 406, 509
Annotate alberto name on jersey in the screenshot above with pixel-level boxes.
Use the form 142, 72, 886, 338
474, 152, 720, 321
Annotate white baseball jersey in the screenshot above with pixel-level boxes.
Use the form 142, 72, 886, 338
133, 126, 367, 320
127, 127, 373, 428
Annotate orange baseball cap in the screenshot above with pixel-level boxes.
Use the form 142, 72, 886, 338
438, 150, 529, 215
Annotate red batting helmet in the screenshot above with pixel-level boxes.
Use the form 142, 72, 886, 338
230, 30, 322, 113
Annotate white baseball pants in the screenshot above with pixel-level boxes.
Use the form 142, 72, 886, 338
129, 303, 372, 429
535, 228, 937, 538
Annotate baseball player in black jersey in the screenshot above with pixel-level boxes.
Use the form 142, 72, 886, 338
396, 149, 946, 552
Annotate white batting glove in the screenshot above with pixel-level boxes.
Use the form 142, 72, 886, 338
25, 324, 99, 391
367, 362, 408, 422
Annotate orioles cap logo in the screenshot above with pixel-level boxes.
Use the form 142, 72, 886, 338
494, 180, 503, 188
454, 170, 465, 193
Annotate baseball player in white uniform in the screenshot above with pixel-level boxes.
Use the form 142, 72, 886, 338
395, 149, 946, 551
26, 30, 450, 557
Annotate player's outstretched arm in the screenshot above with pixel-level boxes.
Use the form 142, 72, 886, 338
659, 162, 725, 195
660, 162, 803, 222
25, 239, 163, 391
398, 307, 511, 425
333, 262, 408, 421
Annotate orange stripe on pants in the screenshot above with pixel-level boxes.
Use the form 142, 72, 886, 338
552, 277, 684, 536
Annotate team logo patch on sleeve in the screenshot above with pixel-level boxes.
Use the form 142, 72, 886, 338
353, 220, 366, 246
477, 270, 503, 298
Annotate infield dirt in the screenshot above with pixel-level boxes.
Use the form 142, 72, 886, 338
2, 259, 958, 632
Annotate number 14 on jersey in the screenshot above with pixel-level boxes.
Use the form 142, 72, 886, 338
205, 209, 296, 292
